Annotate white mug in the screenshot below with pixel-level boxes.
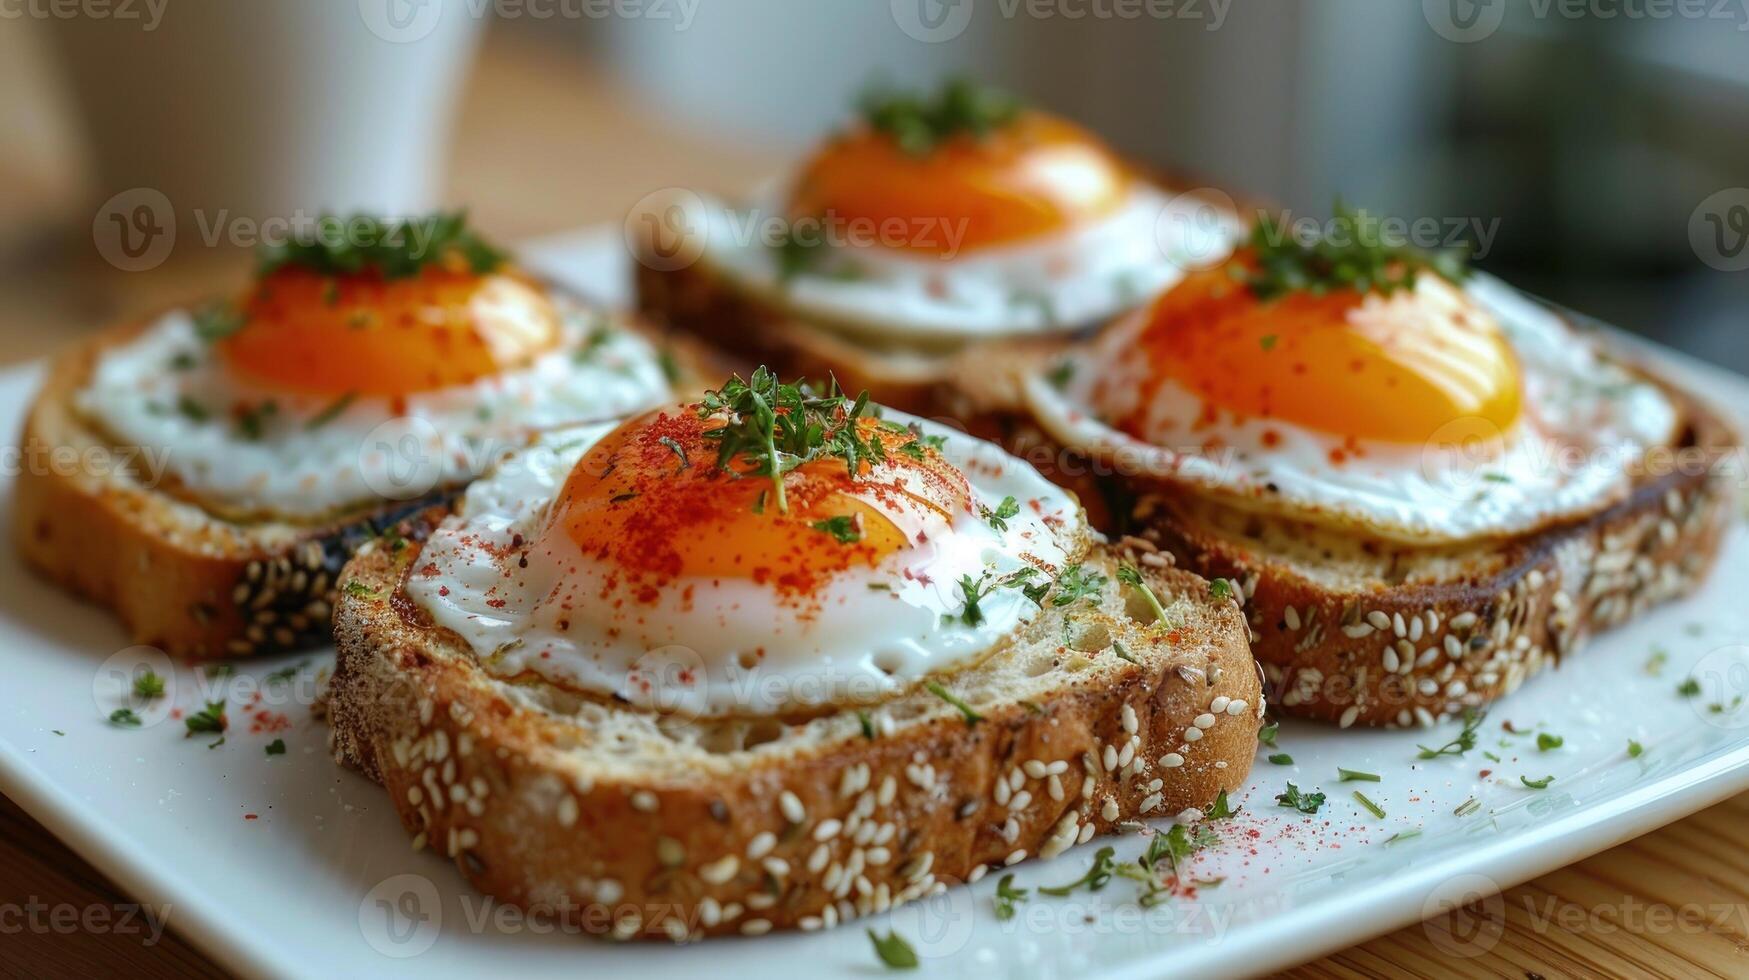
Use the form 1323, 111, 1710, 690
46, 0, 487, 261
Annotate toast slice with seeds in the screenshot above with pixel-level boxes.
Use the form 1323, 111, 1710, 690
1127, 374, 1739, 729
631, 172, 1243, 420
14, 308, 710, 660
326, 516, 1260, 940
933, 336, 1741, 728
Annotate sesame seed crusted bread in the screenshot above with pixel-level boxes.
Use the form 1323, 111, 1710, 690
325, 515, 1261, 940
932, 335, 1742, 729
13, 307, 714, 660
631, 172, 1243, 420
1130, 374, 1740, 729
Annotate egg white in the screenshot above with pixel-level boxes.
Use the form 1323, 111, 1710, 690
1025, 273, 1681, 545
407, 413, 1086, 718
76, 301, 673, 520
693, 182, 1235, 348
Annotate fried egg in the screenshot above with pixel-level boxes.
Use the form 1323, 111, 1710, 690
1025, 257, 1681, 544
408, 393, 1085, 717
78, 258, 673, 520
688, 85, 1233, 347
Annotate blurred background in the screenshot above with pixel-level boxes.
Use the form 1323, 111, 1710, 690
0, 0, 1744, 368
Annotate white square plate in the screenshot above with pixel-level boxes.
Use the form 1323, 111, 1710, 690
3, 229, 1747, 979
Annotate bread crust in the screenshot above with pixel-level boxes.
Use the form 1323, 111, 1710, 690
326, 517, 1261, 940
14, 307, 712, 660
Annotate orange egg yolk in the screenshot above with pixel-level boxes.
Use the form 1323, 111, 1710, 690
1120, 256, 1523, 446
787, 111, 1131, 257
545, 406, 972, 602
216, 264, 561, 398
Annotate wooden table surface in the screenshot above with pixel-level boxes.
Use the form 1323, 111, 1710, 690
2, 26, 1746, 980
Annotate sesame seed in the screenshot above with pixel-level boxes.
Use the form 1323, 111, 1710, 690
901, 852, 935, 881
1210, 696, 1230, 713
1382, 647, 1401, 674
557, 795, 578, 828
1077, 823, 1095, 844
763, 857, 790, 877
877, 775, 897, 806
994, 778, 1012, 806
1367, 611, 1392, 631
1117, 740, 1137, 768
1004, 849, 1027, 866
1048, 774, 1065, 801
1122, 704, 1139, 734
1392, 612, 1408, 637
807, 844, 830, 874
1140, 793, 1163, 813
1450, 611, 1478, 631
1343, 623, 1376, 639
1226, 699, 1249, 716
631, 790, 658, 813
1194, 713, 1216, 730
699, 855, 738, 885
968, 864, 988, 883
747, 832, 776, 859
1175, 808, 1202, 824
740, 919, 772, 936
1183, 727, 1203, 742
1023, 759, 1049, 779
1008, 790, 1033, 812
1339, 705, 1360, 728
779, 791, 805, 824
657, 837, 685, 867
813, 818, 843, 842
1160, 752, 1185, 768
1283, 605, 1302, 630
1102, 744, 1119, 771
596, 879, 623, 903
1101, 798, 1119, 821
865, 847, 890, 866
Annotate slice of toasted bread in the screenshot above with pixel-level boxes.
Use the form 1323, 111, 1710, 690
1125, 371, 1740, 728
950, 327, 1741, 727
632, 173, 1239, 419
326, 515, 1260, 940
14, 308, 710, 660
